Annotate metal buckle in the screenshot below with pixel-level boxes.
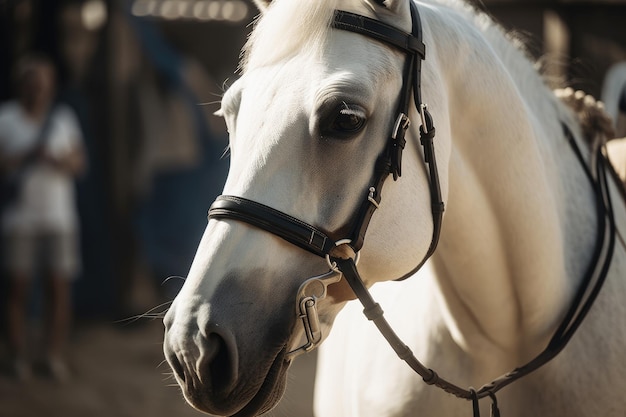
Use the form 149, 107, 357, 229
419, 103, 428, 133
325, 239, 361, 272
391, 113, 411, 140
368, 187, 380, 209
286, 269, 342, 357
287, 240, 360, 357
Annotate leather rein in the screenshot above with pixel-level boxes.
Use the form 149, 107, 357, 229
208, 3, 617, 416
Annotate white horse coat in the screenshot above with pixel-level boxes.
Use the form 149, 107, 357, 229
163, 1, 626, 416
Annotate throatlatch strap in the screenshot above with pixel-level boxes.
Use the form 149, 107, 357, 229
396, 108, 444, 279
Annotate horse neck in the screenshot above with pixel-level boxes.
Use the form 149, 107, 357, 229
420, 4, 597, 370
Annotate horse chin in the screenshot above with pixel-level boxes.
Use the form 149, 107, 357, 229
186, 347, 290, 417
231, 349, 290, 417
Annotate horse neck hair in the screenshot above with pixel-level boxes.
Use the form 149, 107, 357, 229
429, 0, 572, 124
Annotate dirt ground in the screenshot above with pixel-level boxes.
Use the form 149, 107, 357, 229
0, 320, 317, 417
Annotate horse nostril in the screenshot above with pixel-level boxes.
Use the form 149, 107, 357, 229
200, 330, 238, 394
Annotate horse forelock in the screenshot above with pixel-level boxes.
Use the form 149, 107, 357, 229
242, 0, 340, 72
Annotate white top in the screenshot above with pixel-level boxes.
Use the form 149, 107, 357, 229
0, 101, 83, 234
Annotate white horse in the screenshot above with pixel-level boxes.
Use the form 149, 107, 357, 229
163, 1, 626, 416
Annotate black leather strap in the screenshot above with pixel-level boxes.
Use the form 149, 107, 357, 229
209, 195, 336, 257
410, 2, 425, 108
332, 10, 426, 58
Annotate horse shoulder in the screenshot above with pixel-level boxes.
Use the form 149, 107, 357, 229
314, 268, 469, 417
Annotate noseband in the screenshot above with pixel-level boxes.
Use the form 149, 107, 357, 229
208, 3, 616, 416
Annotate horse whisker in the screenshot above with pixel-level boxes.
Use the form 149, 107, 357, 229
114, 301, 173, 325
197, 100, 223, 107
162, 275, 186, 285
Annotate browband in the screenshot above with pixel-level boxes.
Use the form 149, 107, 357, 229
332, 10, 426, 58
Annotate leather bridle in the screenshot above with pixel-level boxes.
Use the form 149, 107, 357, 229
208, 2, 617, 416
210, 2, 443, 264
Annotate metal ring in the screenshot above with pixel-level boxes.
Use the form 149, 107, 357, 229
325, 239, 361, 271
419, 103, 428, 133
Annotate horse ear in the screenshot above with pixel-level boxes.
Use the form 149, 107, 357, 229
252, 0, 272, 12
380, 0, 408, 14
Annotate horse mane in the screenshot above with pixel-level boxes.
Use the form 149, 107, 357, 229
424, 0, 586, 138
241, 0, 339, 72
423, 0, 546, 85
556, 87, 615, 147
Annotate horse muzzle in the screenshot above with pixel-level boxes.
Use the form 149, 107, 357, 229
163, 298, 291, 417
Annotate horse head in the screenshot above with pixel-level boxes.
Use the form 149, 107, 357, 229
163, 0, 449, 415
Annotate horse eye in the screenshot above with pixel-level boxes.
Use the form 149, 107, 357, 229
322, 105, 367, 138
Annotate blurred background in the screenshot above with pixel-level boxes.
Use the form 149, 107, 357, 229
0, 0, 624, 416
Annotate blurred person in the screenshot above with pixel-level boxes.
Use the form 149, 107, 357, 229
0, 54, 85, 381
